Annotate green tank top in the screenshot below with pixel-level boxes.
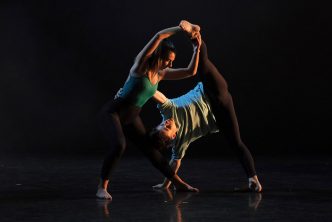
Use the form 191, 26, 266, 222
117, 75, 159, 107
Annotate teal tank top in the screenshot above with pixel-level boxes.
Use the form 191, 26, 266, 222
117, 75, 159, 107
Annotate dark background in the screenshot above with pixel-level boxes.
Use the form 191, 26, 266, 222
1, 0, 331, 157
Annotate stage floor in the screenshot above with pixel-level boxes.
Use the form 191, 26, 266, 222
0, 154, 331, 221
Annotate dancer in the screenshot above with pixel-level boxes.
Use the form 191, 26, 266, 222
150, 21, 262, 192
96, 21, 202, 199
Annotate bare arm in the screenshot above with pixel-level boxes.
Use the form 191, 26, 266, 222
160, 33, 202, 80
152, 159, 182, 189
152, 90, 168, 104
162, 159, 182, 188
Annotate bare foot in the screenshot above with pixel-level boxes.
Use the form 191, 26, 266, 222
249, 177, 263, 193
96, 188, 112, 200
179, 20, 200, 39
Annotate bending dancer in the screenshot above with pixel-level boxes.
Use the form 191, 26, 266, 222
150, 21, 262, 192
96, 21, 202, 199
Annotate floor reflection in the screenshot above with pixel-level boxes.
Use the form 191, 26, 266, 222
1, 155, 330, 221
248, 193, 262, 210
96, 199, 112, 219
96, 190, 263, 222
157, 189, 195, 222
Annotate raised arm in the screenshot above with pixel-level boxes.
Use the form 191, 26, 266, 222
152, 90, 168, 104
160, 32, 202, 80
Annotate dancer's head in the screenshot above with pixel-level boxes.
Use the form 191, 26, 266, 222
147, 38, 176, 73
149, 118, 178, 151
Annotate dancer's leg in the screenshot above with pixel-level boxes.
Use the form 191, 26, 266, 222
96, 102, 127, 199
198, 40, 258, 179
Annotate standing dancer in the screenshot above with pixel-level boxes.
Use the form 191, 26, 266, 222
96, 21, 202, 199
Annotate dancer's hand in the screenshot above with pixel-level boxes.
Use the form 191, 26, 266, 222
174, 181, 199, 192
171, 174, 199, 192
192, 32, 202, 52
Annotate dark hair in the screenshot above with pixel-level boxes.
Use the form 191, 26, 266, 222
147, 38, 176, 73
155, 38, 177, 59
148, 127, 174, 152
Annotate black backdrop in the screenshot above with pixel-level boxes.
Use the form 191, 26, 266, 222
1, 0, 331, 156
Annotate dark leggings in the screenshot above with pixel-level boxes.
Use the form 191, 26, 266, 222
98, 99, 174, 181
198, 41, 257, 177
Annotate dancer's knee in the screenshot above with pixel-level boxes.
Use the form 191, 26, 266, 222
111, 142, 126, 158
228, 137, 245, 150
106, 136, 126, 157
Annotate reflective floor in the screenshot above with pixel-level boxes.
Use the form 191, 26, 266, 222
0, 154, 331, 221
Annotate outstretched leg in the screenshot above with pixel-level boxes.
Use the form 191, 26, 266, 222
198, 40, 262, 191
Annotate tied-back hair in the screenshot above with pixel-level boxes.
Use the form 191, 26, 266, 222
146, 38, 177, 74
148, 127, 174, 152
